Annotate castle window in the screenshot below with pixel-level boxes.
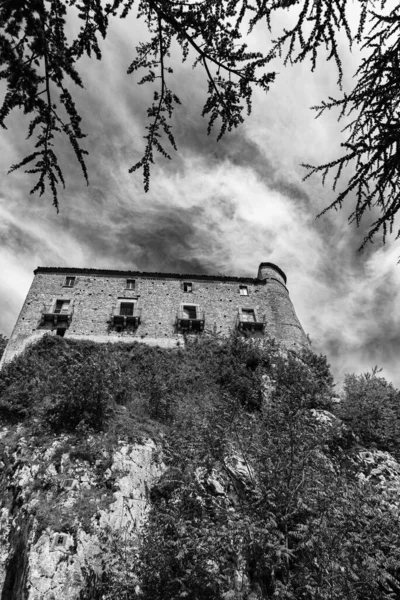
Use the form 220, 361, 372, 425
237, 308, 265, 332
120, 302, 134, 316
41, 299, 73, 326
112, 299, 141, 328
182, 305, 197, 319
241, 308, 255, 322
177, 304, 204, 331
239, 285, 248, 296
56, 328, 66, 337
183, 282, 192, 293
54, 300, 71, 314
64, 276, 75, 287
126, 279, 135, 290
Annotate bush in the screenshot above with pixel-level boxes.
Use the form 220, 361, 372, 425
41, 356, 115, 432
0, 334, 8, 361
0, 336, 127, 431
337, 370, 400, 459
0, 334, 335, 438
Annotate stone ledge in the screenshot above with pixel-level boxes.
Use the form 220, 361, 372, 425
34, 267, 261, 284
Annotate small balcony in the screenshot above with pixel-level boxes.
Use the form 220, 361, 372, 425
41, 303, 74, 326
237, 309, 266, 333
112, 305, 142, 328
176, 306, 205, 331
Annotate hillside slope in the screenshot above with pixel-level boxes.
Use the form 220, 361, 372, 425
0, 336, 399, 599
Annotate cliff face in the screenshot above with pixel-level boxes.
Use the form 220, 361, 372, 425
0, 429, 163, 599
2, 416, 400, 599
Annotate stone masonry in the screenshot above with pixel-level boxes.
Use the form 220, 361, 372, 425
1, 262, 308, 366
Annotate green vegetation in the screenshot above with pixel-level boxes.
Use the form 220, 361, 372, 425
1, 335, 400, 599
0, 335, 332, 434
0, 334, 7, 361
337, 369, 400, 461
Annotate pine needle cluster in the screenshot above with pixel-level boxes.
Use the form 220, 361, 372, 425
1, 1, 400, 244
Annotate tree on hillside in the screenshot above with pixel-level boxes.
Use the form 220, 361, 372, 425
1, 0, 399, 247
0, 334, 7, 361
338, 369, 400, 459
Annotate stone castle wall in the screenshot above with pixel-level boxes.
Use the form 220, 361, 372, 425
1, 263, 308, 365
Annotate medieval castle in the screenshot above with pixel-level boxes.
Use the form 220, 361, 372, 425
1, 262, 308, 366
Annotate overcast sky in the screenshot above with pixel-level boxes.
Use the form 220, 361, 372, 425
1, 6, 400, 389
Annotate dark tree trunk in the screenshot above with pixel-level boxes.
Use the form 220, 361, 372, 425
1, 515, 31, 600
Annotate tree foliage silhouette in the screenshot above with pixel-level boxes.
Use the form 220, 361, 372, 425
1, 0, 399, 246
0, 334, 7, 361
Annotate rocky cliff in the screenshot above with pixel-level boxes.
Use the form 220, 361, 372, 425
0, 335, 399, 599
0, 431, 162, 599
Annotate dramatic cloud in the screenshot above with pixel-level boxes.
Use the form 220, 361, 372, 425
1, 9, 400, 388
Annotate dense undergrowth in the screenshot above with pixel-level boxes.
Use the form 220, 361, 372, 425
1, 335, 400, 599
0, 334, 333, 435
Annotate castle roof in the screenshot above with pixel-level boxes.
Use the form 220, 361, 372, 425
34, 262, 287, 285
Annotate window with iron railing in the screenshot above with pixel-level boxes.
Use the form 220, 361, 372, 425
112, 300, 141, 328
120, 302, 135, 316
41, 300, 73, 326
177, 304, 205, 331
240, 308, 255, 322
237, 308, 265, 332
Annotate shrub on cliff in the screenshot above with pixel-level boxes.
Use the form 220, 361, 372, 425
0, 336, 127, 430
337, 370, 400, 460
39, 355, 116, 432
0, 334, 7, 361
0, 334, 334, 434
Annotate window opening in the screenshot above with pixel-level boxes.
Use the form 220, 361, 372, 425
113, 299, 141, 328
120, 302, 134, 316
126, 279, 135, 290
177, 304, 204, 331
239, 285, 248, 296
54, 300, 70, 314
64, 276, 75, 287
183, 282, 192, 293
53, 533, 67, 548
241, 309, 256, 322
183, 305, 197, 319
56, 328, 66, 337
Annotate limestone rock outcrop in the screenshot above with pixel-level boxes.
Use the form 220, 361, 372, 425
0, 429, 164, 599
2, 410, 400, 599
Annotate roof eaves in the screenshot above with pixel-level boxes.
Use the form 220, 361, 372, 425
34, 266, 260, 284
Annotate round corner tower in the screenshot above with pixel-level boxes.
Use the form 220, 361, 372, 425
257, 262, 309, 349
